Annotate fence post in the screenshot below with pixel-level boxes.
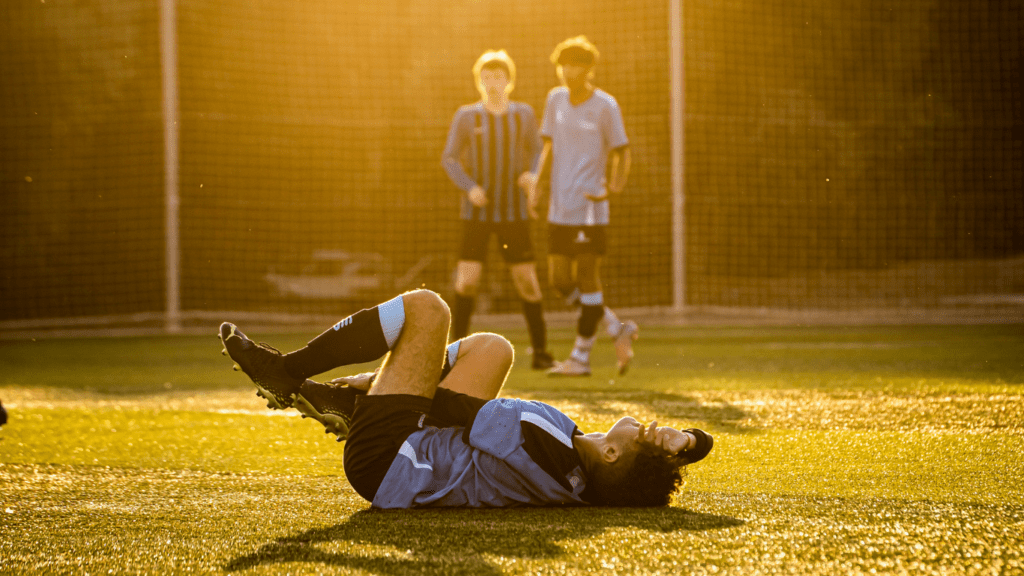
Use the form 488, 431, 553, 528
160, 0, 181, 333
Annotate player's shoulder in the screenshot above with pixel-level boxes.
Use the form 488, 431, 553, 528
454, 102, 485, 118
510, 100, 536, 116
545, 86, 569, 102
592, 88, 621, 109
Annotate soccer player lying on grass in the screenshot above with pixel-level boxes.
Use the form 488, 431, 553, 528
220, 289, 712, 508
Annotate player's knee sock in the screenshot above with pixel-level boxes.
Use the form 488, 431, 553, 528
282, 295, 406, 380
452, 294, 475, 341
439, 339, 461, 382
521, 299, 547, 353
578, 292, 605, 338
569, 334, 598, 365
603, 306, 623, 338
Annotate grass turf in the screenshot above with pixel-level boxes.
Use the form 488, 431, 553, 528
1, 324, 1022, 574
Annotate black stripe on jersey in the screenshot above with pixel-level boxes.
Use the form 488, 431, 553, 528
512, 110, 522, 219
501, 113, 512, 223
521, 421, 584, 492
487, 112, 497, 223
472, 112, 483, 222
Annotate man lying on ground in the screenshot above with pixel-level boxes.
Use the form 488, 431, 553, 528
220, 289, 712, 509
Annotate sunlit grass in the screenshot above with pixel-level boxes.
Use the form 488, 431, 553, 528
1, 324, 1022, 574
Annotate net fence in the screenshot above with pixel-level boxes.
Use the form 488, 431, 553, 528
1, 0, 1020, 332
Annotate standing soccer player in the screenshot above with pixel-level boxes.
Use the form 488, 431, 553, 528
525, 36, 639, 377
441, 50, 554, 370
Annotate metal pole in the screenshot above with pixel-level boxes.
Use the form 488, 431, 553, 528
669, 0, 686, 312
160, 0, 181, 333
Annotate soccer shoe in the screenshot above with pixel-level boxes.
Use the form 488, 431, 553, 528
547, 357, 591, 377
220, 322, 302, 409
293, 379, 361, 442
531, 350, 555, 371
678, 428, 714, 465
0, 400, 7, 427
614, 320, 639, 375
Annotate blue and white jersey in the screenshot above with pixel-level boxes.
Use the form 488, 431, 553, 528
539, 87, 629, 226
371, 398, 591, 508
441, 102, 542, 223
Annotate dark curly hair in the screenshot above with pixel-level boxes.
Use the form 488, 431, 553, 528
586, 449, 685, 507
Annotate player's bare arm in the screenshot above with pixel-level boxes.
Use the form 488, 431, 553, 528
585, 146, 631, 201
526, 138, 553, 219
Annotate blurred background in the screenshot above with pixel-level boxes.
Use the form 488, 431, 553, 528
1, 0, 1020, 336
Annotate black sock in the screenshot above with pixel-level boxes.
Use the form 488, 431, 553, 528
578, 304, 604, 339
521, 299, 547, 353
283, 296, 406, 380
452, 294, 475, 341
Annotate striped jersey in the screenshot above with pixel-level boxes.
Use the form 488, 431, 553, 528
371, 398, 593, 508
441, 102, 541, 223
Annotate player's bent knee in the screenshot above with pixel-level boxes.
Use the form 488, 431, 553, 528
485, 333, 514, 370
403, 289, 451, 329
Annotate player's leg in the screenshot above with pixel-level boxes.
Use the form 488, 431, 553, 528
221, 289, 432, 408
367, 289, 448, 399
453, 260, 482, 340
438, 332, 513, 399
452, 221, 490, 341
547, 254, 575, 298
500, 221, 554, 370
575, 256, 639, 376
549, 252, 602, 376
296, 331, 507, 441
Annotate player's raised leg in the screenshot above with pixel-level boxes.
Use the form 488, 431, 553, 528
294, 330, 512, 441
221, 290, 421, 408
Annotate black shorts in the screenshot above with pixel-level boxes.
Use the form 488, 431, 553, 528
547, 224, 607, 257
343, 390, 487, 503
459, 220, 535, 264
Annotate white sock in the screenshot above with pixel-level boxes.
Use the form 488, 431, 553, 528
603, 307, 622, 338
570, 334, 597, 365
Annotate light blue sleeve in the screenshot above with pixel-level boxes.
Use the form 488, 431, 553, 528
603, 96, 629, 150
539, 89, 559, 139
466, 398, 526, 460
441, 107, 478, 193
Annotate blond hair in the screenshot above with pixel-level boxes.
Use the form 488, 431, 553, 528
472, 50, 517, 96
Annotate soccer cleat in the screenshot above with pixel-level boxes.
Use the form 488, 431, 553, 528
614, 320, 639, 375
220, 322, 302, 409
678, 428, 714, 465
531, 350, 555, 371
293, 379, 362, 441
546, 357, 591, 377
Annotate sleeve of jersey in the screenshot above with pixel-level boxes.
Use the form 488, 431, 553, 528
465, 398, 588, 500
441, 108, 478, 192
603, 98, 629, 150
539, 90, 558, 139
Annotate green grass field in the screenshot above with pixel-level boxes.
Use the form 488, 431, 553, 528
2, 324, 1022, 575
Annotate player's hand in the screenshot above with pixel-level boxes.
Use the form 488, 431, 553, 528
468, 185, 488, 208
584, 189, 610, 202
638, 421, 695, 455
327, 371, 376, 392
518, 171, 537, 191
523, 173, 545, 219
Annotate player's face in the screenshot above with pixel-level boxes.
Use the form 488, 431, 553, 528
559, 64, 590, 89
479, 68, 510, 102
603, 416, 644, 454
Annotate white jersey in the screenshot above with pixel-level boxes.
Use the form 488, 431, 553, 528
539, 87, 629, 226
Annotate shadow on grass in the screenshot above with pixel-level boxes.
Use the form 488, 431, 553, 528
523, 390, 756, 434
224, 506, 744, 574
